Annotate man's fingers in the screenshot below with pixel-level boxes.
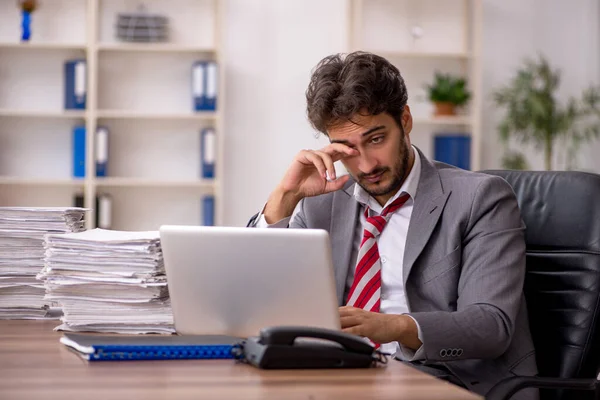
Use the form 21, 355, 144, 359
342, 326, 363, 336
340, 315, 362, 328
323, 143, 358, 155
321, 143, 359, 161
324, 174, 349, 192
299, 151, 327, 178
339, 306, 362, 316
313, 150, 336, 180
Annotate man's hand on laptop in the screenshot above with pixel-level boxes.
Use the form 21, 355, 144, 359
263, 144, 358, 223
339, 306, 422, 350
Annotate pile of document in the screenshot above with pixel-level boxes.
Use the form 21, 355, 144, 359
39, 229, 174, 334
0, 207, 87, 319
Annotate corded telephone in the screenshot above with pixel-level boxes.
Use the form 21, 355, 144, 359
232, 326, 387, 369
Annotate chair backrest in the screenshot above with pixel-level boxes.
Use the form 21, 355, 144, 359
482, 170, 600, 383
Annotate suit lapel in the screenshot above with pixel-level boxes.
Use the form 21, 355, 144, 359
330, 180, 359, 305
403, 148, 451, 286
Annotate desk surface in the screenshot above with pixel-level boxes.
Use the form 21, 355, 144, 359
0, 320, 482, 400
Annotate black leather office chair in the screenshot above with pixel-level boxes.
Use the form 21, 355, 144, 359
482, 170, 600, 400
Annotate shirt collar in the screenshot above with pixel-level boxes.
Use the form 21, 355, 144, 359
353, 145, 421, 213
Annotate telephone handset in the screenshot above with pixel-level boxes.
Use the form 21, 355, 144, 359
260, 326, 374, 354
233, 326, 386, 369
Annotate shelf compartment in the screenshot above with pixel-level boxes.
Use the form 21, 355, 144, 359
97, 43, 217, 54
97, 51, 216, 114
95, 178, 215, 189
0, 0, 87, 45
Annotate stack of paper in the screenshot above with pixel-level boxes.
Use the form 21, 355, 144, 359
39, 228, 174, 334
0, 207, 87, 319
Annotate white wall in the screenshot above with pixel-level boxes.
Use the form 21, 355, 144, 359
222, 0, 346, 226
222, 0, 600, 226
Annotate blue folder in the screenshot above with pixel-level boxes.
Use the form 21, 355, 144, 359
95, 126, 109, 177
201, 128, 216, 179
72, 125, 86, 178
60, 333, 239, 361
434, 134, 471, 170
203, 195, 215, 226
65, 59, 86, 110
192, 61, 218, 111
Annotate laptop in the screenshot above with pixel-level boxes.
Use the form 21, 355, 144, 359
159, 225, 341, 338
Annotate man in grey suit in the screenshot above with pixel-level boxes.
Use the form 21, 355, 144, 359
248, 52, 538, 399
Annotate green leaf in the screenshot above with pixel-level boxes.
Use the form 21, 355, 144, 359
425, 72, 471, 106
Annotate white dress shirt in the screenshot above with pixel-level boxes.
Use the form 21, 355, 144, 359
255, 146, 425, 360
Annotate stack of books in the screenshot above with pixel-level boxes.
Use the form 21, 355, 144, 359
39, 228, 174, 334
0, 207, 87, 319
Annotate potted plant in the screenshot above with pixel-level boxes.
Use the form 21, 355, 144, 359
493, 54, 600, 170
425, 72, 471, 116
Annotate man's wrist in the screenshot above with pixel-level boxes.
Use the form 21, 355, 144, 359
393, 314, 422, 350
263, 187, 303, 224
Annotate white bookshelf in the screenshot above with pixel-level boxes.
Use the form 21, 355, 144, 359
97, 43, 216, 54
348, 0, 482, 170
0, 0, 224, 231
0, 109, 87, 119
0, 178, 84, 187
413, 116, 473, 126
95, 178, 215, 189
96, 109, 218, 120
0, 43, 87, 51
373, 50, 472, 60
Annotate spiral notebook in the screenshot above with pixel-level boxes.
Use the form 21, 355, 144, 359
60, 333, 241, 361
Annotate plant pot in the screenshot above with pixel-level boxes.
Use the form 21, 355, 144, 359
434, 102, 456, 116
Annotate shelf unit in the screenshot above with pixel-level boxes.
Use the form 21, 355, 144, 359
0, 0, 224, 231
0, 43, 87, 51
95, 110, 218, 120
97, 43, 216, 54
95, 177, 216, 189
0, 109, 87, 118
348, 0, 482, 170
0, 177, 84, 187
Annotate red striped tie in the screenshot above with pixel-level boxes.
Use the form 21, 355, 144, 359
346, 192, 410, 312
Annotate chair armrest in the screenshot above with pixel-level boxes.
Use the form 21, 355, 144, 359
486, 376, 599, 400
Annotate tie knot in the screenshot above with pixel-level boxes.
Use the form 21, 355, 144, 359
363, 192, 410, 237
382, 192, 410, 216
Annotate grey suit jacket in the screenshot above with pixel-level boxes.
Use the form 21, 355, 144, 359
250, 147, 538, 399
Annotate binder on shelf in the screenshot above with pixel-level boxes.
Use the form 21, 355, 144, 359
74, 193, 84, 208
60, 333, 239, 361
192, 61, 218, 111
434, 134, 471, 171
96, 193, 112, 229
65, 59, 87, 110
205, 61, 218, 111
201, 128, 216, 179
202, 195, 214, 226
73, 194, 112, 229
95, 126, 109, 178
192, 61, 204, 110
72, 125, 86, 178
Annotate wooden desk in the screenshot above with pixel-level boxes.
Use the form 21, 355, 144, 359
0, 320, 482, 400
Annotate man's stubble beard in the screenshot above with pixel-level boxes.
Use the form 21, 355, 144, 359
355, 135, 410, 198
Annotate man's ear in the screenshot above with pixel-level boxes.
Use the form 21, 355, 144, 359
402, 105, 413, 135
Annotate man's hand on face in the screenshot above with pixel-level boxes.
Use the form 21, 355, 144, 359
279, 143, 358, 200
263, 143, 358, 223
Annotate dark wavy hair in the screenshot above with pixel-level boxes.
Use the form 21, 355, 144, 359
306, 51, 408, 135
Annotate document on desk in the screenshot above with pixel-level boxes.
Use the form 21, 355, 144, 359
0, 207, 88, 319
60, 333, 241, 361
39, 228, 174, 334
